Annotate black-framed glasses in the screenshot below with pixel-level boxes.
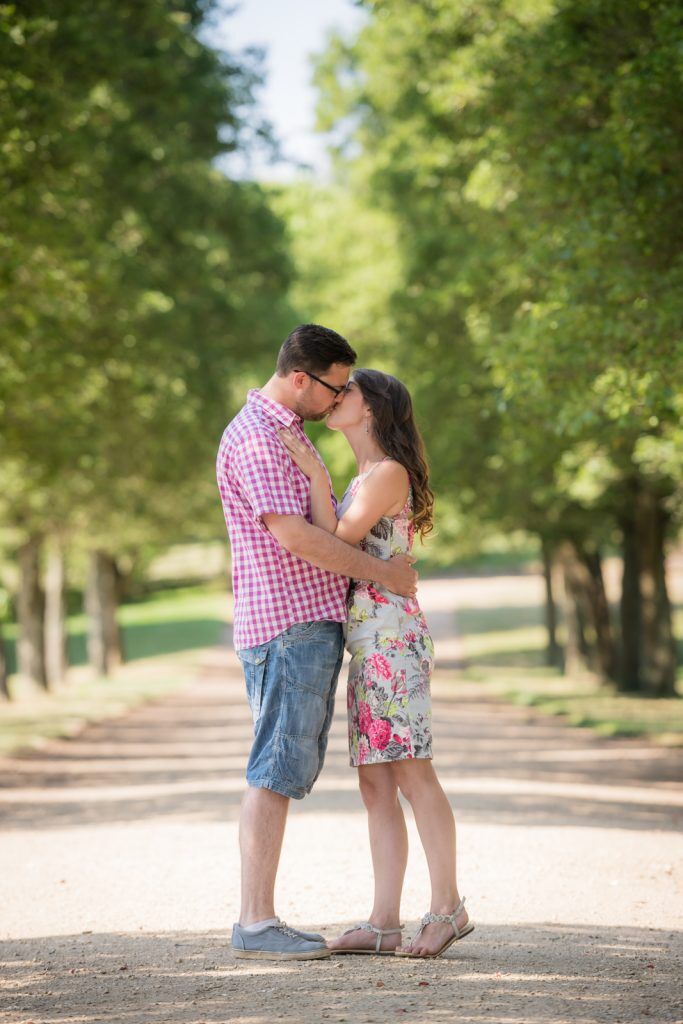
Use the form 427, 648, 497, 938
295, 369, 349, 397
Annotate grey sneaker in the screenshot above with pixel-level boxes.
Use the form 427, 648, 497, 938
231, 920, 330, 960
239, 918, 325, 942
287, 922, 325, 942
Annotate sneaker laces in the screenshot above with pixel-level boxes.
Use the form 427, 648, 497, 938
275, 921, 301, 940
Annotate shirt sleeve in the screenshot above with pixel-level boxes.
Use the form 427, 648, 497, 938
229, 432, 305, 523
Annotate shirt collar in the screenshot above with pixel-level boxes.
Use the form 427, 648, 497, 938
247, 388, 301, 428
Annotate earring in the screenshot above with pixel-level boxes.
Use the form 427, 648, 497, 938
365, 420, 370, 434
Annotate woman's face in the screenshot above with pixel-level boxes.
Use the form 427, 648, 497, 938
326, 379, 369, 432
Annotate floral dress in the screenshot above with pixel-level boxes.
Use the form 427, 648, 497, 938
336, 463, 434, 767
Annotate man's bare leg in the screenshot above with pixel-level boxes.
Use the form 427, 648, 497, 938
239, 785, 289, 925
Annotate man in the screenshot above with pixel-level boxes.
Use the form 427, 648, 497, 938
216, 324, 418, 960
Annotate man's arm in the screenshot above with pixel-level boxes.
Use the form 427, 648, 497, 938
262, 514, 417, 597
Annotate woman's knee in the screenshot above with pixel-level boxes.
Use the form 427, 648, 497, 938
358, 766, 398, 809
394, 759, 437, 802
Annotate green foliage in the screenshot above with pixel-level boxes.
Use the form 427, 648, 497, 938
312, 0, 683, 552
0, 1, 293, 557
271, 180, 404, 499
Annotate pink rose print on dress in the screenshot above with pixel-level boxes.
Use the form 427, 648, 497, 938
368, 718, 392, 750
404, 630, 418, 643
367, 585, 390, 605
358, 701, 373, 735
369, 653, 392, 680
403, 598, 420, 615
357, 736, 370, 763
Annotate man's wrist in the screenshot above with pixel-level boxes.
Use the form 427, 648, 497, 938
371, 557, 391, 588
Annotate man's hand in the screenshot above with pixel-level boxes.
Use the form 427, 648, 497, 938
381, 553, 418, 598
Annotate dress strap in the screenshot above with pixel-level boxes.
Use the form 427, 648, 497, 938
358, 456, 393, 484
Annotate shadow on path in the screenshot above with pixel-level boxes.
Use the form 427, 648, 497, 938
1, 923, 680, 1024
1, 656, 682, 834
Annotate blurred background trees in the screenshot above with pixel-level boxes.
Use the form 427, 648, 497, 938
0, 1, 292, 690
307, 0, 683, 695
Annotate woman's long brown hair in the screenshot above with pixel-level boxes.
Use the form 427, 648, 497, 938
352, 369, 434, 540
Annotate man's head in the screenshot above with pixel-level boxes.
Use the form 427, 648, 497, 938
276, 324, 357, 421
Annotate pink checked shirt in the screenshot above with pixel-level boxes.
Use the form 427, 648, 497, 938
216, 389, 349, 651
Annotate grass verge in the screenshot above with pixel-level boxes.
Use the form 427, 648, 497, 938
0, 584, 232, 757
455, 603, 683, 746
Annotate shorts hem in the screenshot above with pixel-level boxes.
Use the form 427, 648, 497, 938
246, 776, 308, 800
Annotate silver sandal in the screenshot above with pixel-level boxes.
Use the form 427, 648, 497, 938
394, 897, 474, 958
333, 921, 404, 955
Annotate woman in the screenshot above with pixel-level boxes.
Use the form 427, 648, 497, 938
278, 369, 473, 958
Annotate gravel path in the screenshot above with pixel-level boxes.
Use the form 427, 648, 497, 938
1, 579, 682, 1024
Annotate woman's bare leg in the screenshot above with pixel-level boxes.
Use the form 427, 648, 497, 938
328, 763, 407, 952
393, 759, 469, 955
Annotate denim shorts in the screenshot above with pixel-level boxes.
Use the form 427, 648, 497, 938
237, 620, 345, 800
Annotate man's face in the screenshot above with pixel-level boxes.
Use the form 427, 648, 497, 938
293, 363, 352, 422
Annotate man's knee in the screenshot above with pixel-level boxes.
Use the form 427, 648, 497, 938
241, 784, 290, 828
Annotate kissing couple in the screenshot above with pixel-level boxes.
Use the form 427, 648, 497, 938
217, 324, 473, 960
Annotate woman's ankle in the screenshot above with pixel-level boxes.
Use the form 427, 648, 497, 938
430, 895, 463, 917
369, 912, 402, 929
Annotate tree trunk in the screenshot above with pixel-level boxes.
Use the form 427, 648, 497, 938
104, 555, 125, 668
44, 538, 68, 687
86, 551, 124, 676
559, 544, 584, 677
583, 550, 618, 683
541, 537, 562, 668
17, 534, 47, 688
638, 489, 676, 696
0, 625, 9, 700
618, 492, 641, 693
559, 540, 616, 683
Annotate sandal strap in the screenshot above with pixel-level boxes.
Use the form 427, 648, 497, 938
342, 921, 404, 952
412, 897, 467, 943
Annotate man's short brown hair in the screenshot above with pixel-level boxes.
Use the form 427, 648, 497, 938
276, 324, 357, 376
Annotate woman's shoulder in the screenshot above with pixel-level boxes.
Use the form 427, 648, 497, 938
359, 459, 410, 509
373, 459, 409, 486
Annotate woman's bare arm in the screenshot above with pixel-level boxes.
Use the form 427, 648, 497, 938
278, 428, 409, 545
262, 513, 418, 596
